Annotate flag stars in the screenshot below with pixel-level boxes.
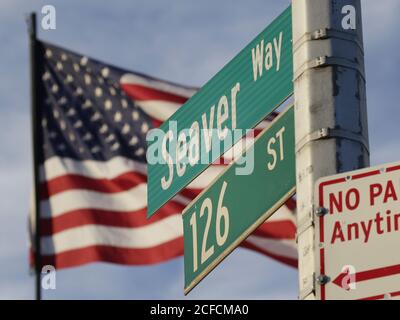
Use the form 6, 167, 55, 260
83, 99, 92, 109
40, 44, 155, 164
42, 71, 51, 81
80, 56, 88, 66
141, 123, 149, 133
67, 108, 76, 117
74, 120, 83, 128
132, 110, 139, 121
101, 67, 110, 78
104, 99, 112, 110
99, 124, 108, 134
135, 148, 145, 156
58, 97, 67, 105
53, 109, 60, 119
45, 49, 53, 58
105, 134, 115, 143
56, 62, 63, 71
90, 111, 101, 122
122, 123, 130, 134
73, 63, 80, 72
65, 74, 74, 83
60, 120, 67, 130
129, 136, 138, 146
114, 111, 122, 122
95, 87, 103, 97
82, 132, 93, 141
84, 74, 91, 85
110, 142, 120, 151
91, 145, 100, 153
121, 99, 128, 109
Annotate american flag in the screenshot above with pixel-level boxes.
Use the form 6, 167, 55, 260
29, 41, 298, 269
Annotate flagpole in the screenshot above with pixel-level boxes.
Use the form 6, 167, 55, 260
28, 12, 42, 301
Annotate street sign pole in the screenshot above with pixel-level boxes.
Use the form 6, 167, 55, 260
292, 0, 369, 299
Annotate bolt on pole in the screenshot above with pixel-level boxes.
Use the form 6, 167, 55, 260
292, 0, 369, 300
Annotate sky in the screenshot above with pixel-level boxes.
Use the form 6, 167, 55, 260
0, 0, 399, 300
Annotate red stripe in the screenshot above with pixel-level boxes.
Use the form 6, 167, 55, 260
32, 237, 297, 270
251, 220, 296, 240
40, 200, 185, 236
40, 238, 184, 269
152, 118, 163, 128
241, 241, 297, 268
40, 171, 147, 200
285, 198, 296, 211
121, 83, 188, 104
179, 188, 201, 199
41, 171, 223, 201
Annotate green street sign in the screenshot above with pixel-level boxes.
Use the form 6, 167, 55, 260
182, 105, 295, 294
147, 6, 293, 217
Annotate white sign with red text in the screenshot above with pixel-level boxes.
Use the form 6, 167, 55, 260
315, 161, 400, 300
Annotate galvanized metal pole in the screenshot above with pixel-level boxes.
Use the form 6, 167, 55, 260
292, 0, 369, 300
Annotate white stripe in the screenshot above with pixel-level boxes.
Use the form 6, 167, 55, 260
41, 181, 193, 218
41, 184, 148, 217
266, 204, 296, 223
120, 73, 196, 98
136, 100, 181, 122
255, 120, 272, 131
41, 156, 225, 194
40, 156, 223, 191
186, 165, 225, 189
40, 156, 147, 182
245, 236, 298, 260
41, 214, 183, 255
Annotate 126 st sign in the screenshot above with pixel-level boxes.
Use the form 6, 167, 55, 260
147, 6, 292, 217
182, 106, 295, 294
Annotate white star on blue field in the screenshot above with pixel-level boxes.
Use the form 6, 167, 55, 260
0, 0, 399, 299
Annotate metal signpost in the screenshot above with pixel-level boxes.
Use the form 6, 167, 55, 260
183, 106, 295, 294
293, 0, 369, 299
147, 6, 293, 217
315, 161, 400, 300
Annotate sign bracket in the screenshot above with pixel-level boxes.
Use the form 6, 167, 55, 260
298, 272, 316, 300
293, 55, 365, 82
295, 127, 370, 154
296, 206, 315, 241
293, 27, 364, 53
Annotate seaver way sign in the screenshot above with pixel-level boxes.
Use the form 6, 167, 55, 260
147, 6, 293, 217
